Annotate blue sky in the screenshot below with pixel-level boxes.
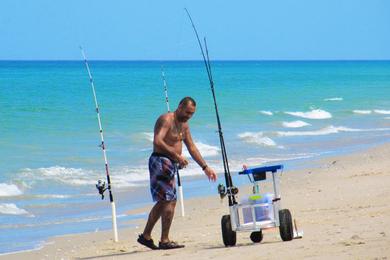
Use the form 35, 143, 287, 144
0, 0, 389, 60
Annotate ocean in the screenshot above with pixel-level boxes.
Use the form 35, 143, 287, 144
0, 60, 389, 254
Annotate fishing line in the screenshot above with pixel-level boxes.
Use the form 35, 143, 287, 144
184, 8, 237, 206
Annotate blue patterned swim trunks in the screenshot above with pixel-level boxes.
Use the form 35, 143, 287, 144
149, 152, 178, 202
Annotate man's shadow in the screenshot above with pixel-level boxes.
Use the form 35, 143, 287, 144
76, 249, 151, 260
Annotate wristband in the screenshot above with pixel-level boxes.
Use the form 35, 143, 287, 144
202, 164, 208, 171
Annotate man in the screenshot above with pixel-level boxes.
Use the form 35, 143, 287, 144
137, 96, 217, 250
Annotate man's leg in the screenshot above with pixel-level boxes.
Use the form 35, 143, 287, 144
160, 201, 177, 243
142, 201, 164, 240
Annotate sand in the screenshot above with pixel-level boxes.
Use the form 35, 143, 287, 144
2, 143, 390, 260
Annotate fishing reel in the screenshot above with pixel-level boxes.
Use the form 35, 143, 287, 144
96, 180, 107, 200
217, 184, 226, 199
218, 184, 239, 200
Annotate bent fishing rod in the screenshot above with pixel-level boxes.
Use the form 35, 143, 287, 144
161, 66, 186, 217
184, 9, 237, 206
80, 46, 119, 242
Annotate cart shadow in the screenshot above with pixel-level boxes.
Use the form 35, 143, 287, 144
205, 240, 285, 250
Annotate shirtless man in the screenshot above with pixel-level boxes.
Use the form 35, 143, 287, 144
137, 97, 217, 250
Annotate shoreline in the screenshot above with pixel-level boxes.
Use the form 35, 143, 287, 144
2, 142, 390, 259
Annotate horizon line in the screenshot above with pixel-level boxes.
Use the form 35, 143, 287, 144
1, 59, 390, 62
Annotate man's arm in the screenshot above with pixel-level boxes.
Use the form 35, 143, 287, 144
183, 126, 217, 181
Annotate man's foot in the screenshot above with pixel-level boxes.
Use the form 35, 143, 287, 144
159, 241, 185, 250
137, 234, 159, 250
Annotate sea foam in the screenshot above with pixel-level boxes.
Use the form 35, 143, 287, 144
282, 120, 311, 128
353, 110, 372, 114
285, 109, 332, 119
259, 111, 273, 116
183, 142, 220, 158
276, 125, 390, 137
324, 97, 343, 101
0, 183, 23, 197
238, 132, 279, 147
143, 132, 154, 142
374, 109, 390, 115
0, 203, 30, 216
18, 166, 150, 188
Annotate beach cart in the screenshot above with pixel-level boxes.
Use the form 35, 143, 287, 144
219, 164, 294, 246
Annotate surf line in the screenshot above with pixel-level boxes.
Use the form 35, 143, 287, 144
80, 46, 119, 242
160, 66, 186, 217
184, 9, 238, 206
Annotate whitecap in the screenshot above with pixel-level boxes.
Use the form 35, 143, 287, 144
373, 109, 390, 115
17, 166, 148, 188
238, 132, 279, 147
353, 110, 372, 114
259, 110, 273, 116
324, 97, 343, 101
245, 153, 318, 165
143, 132, 154, 142
282, 120, 311, 128
276, 125, 390, 137
35, 194, 71, 199
285, 109, 332, 119
183, 141, 220, 158
0, 203, 30, 216
0, 183, 23, 197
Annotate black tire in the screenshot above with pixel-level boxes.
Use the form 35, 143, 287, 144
279, 209, 294, 241
221, 215, 236, 246
250, 230, 263, 243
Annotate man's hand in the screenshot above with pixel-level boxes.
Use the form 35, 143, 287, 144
177, 155, 189, 169
204, 166, 217, 182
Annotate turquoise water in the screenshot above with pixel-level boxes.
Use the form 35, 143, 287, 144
0, 60, 390, 254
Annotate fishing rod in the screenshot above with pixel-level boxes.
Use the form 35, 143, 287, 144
161, 66, 171, 112
80, 46, 119, 242
160, 66, 186, 217
184, 9, 237, 206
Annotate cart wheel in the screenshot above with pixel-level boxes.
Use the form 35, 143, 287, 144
250, 230, 263, 243
279, 209, 294, 241
221, 215, 236, 246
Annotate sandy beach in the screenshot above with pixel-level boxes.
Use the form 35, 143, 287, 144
2, 143, 390, 260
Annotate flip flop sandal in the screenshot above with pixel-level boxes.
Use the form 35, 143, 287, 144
159, 241, 185, 250
137, 234, 159, 250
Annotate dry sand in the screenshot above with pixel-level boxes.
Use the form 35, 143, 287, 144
2, 144, 390, 260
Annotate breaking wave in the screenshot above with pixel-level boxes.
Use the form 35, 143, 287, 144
238, 132, 280, 147
324, 97, 343, 101
276, 125, 390, 137
0, 183, 23, 197
183, 142, 220, 158
0, 203, 31, 216
374, 109, 390, 115
17, 166, 150, 188
142, 132, 154, 142
282, 120, 311, 128
285, 109, 332, 119
353, 110, 372, 114
259, 110, 273, 116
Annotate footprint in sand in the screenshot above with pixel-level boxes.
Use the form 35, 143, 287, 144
340, 235, 365, 246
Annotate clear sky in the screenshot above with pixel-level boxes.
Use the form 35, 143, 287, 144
0, 0, 389, 60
